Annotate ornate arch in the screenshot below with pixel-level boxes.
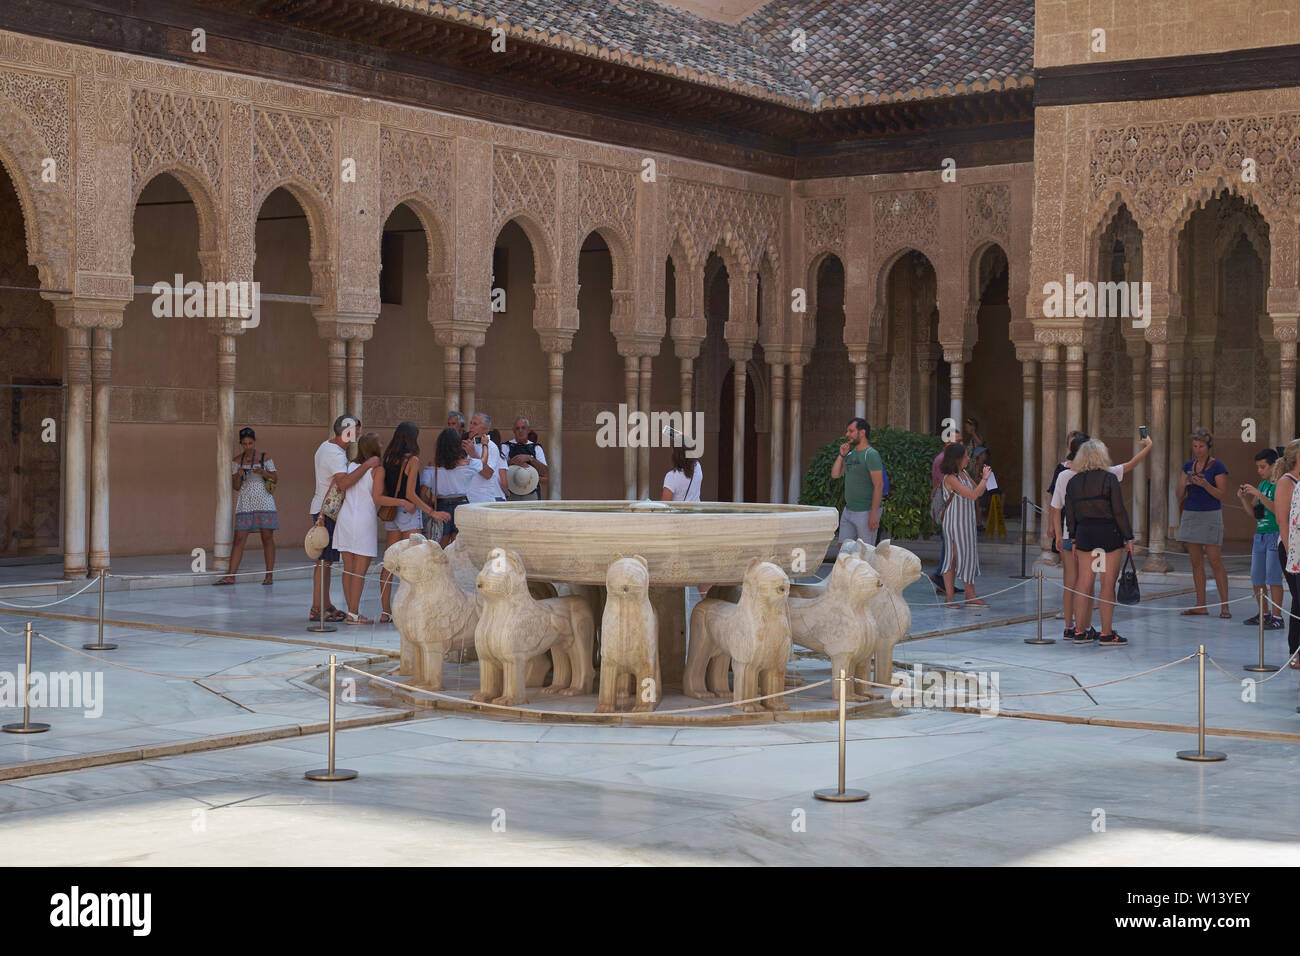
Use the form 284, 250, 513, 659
580, 222, 634, 291
383, 191, 452, 275
133, 165, 224, 277
495, 210, 556, 287
0, 90, 73, 292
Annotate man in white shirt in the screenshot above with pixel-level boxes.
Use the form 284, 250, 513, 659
309, 414, 380, 623
465, 412, 507, 504
504, 416, 548, 500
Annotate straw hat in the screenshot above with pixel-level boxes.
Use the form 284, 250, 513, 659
507, 464, 539, 496
304, 523, 330, 560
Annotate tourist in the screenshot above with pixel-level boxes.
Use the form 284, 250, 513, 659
1177, 428, 1231, 618
1273, 441, 1300, 668
963, 416, 985, 450
465, 412, 507, 503
830, 417, 884, 546
333, 432, 414, 625
929, 437, 962, 595
308, 414, 380, 624
938, 443, 989, 608
1237, 447, 1285, 630
488, 427, 509, 498
447, 409, 467, 439
420, 427, 472, 548
215, 427, 277, 586
661, 445, 703, 502
1050, 431, 1153, 640
377, 422, 440, 623
1064, 440, 1134, 646
504, 416, 548, 500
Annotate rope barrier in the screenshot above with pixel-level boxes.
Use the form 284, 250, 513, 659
0, 576, 101, 609
32, 632, 326, 681
341, 664, 834, 716
107, 562, 319, 581
1206, 648, 1300, 685
1048, 578, 1259, 612
909, 576, 1033, 607
0, 622, 31, 637
855, 652, 1197, 700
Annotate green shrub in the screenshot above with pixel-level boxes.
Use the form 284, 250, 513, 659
798, 427, 943, 540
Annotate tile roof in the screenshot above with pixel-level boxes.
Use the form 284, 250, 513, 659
372, 0, 1035, 108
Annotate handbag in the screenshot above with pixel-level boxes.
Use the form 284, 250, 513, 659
423, 465, 445, 541
260, 452, 276, 496
320, 478, 344, 521
1116, 552, 1141, 606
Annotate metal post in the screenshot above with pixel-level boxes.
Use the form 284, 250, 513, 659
306, 560, 336, 633
814, 668, 868, 802
1244, 590, 1279, 673
1177, 644, 1227, 762
305, 655, 357, 781
1024, 568, 1056, 644
4, 623, 51, 733
82, 569, 117, 651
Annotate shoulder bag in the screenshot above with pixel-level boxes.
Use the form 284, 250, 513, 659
423, 465, 445, 541
930, 479, 954, 526
320, 476, 344, 521
260, 452, 276, 496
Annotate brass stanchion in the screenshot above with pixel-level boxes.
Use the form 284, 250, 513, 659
1244, 591, 1279, 673
306, 561, 336, 633
1177, 644, 1226, 762
305, 655, 357, 781
82, 569, 117, 651
1024, 568, 1055, 644
814, 669, 868, 803
3, 623, 51, 734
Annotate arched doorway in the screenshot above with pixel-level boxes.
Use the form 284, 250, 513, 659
965, 244, 1020, 509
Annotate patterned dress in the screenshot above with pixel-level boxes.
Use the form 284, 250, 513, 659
232, 455, 278, 531
941, 472, 979, 580
1287, 474, 1300, 574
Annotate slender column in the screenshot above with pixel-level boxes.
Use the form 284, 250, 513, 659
948, 359, 964, 432
1268, 350, 1281, 446
346, 339, 364, 421
1085, 358, 1102, 437
1019, 357, 1037, 538
769, 362, 786, 504
546, 351, 565, 500
1144, 343, 1172, 571
1128, 341, 1148, 546
638, 355, 652, 499
327, 339, 346, 422
1280, 333, 1297, 440
917, 358, 935, 435
1064, 344, 1084, 433
89, 329, 112, 572
63, 327, 90, 579
624, 355, 638, 499
461, 345, 478, 422
1038, 346, 1060, 564
1198, 358, 1214, 433
1167, 351, 1187, 541
443, 345, 461, 416
852, 359, 868, 420
680, 356, 694, 424
787, 360, 805, 503
732, 359, 747, 502
213, 333, 237, 571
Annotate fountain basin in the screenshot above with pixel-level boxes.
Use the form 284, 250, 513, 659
454, 500, 839, 586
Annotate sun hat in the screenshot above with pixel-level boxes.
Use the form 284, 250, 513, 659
304, 523, 330, 560
507, 464, 539, 496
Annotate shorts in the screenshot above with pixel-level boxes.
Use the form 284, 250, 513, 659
1175, 508, 1224, 547
838, 508, 879, 545
1252, 531, 1283, 587
382, 508, 423, 534
1073, 521, 1125, 554
309, 512, 339, 563
1060, 538, 1073, 552
437, 498, 466, 538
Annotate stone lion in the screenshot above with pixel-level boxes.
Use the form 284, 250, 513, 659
596, 555, 659, 713
382, 534, 478, 689
788, 551, 884, 700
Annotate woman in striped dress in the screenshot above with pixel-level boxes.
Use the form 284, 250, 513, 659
939, 443, 990, 608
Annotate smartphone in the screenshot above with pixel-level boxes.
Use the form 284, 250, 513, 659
1138, 425, 1147, 439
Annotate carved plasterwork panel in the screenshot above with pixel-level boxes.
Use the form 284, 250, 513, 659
577, 162, 635, 244
493, 147, 556, 242
380, 126, 453, 221
965, 183, 1010, 251
131, 89, 223, 199
0, 69, 70, 178
803, 197, 845, 258
873, 189, 938, 259
252, 107, 334, 205
668, 179, 782, 274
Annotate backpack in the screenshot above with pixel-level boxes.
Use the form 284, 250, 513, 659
880, 465, 891, 500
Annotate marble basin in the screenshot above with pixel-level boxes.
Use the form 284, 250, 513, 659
454, 500, 839, 586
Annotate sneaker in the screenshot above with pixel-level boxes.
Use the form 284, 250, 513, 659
1063, 627, 1075, 642
1244, 614, 1261, 626
1071, 629, 1096, 644
1098, 631, 1128, 646
1265, 615, 1286, 630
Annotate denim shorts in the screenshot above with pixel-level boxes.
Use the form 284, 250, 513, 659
1252, 531, 1283, 587
1060, 538, 1073, 552
382, 508, 423, 534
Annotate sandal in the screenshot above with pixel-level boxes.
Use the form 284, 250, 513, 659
965, 599, 990, 608
1289, 659, 1300, 670
1180, 608, 1208, 616
262, 574, 273, 586
325, 608, 346, 623
1219, 608, 1232, 619
378, 611, 393, 624
213, 576, 236, 586
345, 612, 373, 625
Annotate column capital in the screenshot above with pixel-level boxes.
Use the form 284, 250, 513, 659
433, 325, 488, 349
1013, 343, 1039, 364
723, 319, 758, 353
315, 313, 376, 343
846, 347, 870, 365
538, 330, 575, 355
728, 341, 754, 363
1032, 323, 1084, 347
941, 345, 971, 365
670, 316, 706, 358
787, 346, 813, 369
51, 295, 129, 330
1271, 313, 1299, 344
614, 333, 661, 359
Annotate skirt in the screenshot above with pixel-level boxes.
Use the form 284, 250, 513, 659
1175, 508, 1224, 547
235, 510, 278, 532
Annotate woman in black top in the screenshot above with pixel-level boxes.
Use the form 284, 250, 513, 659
378, 421, 437, 622
1065, 440, 1134, 646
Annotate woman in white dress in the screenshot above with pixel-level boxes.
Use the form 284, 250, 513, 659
215, 427, 278, 586
333, 433, 415, 624
661, 446, 703, 502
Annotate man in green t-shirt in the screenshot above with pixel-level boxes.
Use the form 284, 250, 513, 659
830, 417, 884, 546
1239, 447, 1285, 629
